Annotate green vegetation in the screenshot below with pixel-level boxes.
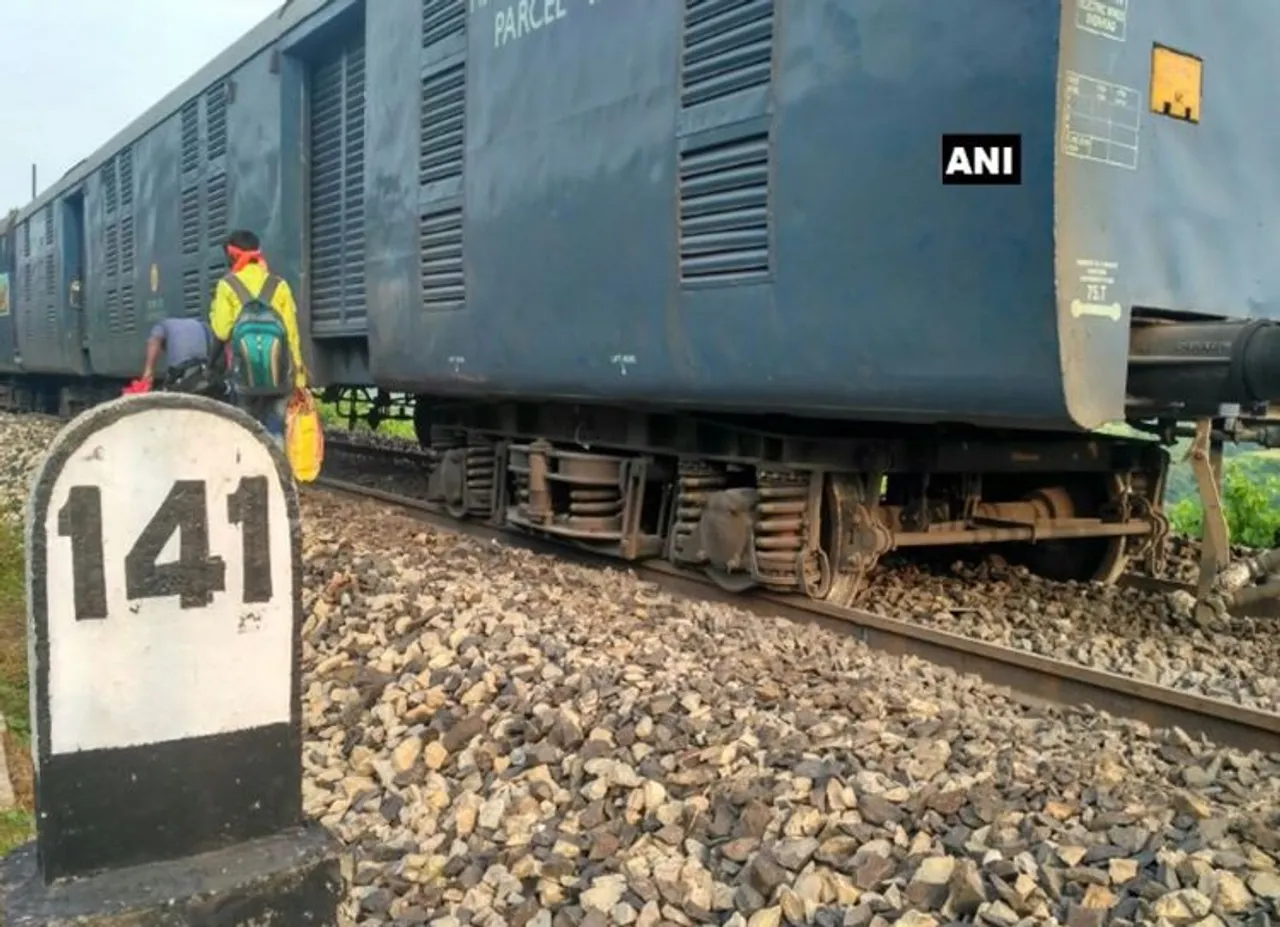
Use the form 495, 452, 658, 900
317, 396, 415, 441
0, 512, 33, 851
0, 516, 28, 743
0, 808, 32, 853
1165, 454, 1280, 548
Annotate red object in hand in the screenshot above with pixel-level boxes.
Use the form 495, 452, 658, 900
122, 377, 152, 395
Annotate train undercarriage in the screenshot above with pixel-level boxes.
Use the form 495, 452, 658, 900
406, 397, 1176, 608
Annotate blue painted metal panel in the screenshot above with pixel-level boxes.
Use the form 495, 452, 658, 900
766, 0, 1060, 423
366, 0, 1068, 429
1055, 0, 1280, 428
363, 1, 430, 381
370, 0, 683, 397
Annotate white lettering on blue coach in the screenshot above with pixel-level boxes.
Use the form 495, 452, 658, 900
475, 0, 613, 50
494, 0, 567, 48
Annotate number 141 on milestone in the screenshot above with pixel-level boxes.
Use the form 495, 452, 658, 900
32, 394, 300, 757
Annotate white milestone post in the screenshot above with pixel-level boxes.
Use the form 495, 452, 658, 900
0, 393, 345, 926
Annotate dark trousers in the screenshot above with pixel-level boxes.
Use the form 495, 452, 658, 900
237, 393, 289, 445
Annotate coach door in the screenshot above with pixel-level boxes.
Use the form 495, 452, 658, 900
0, 219, 15, 370
62, 190, 89, 366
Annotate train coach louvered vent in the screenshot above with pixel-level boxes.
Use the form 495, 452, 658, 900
181, 186, 200, 255
44, 252, 56, 344
106, 288, 119, 334
120, 217, 135, 332
308, 36, 367, 336
120, 216, 134, 272
206, 82, 228, 161
119, 147, 134, 211
206, 174, 228, 246
102, 162, 118, 215
423, 0, 466, 47
420, 208, 464, 312
182, 268, 201, 316
682, 0, 775, 108
105, 223, 119, 280
181, 101, 200, 174
679, 133, 770, 282
420, 65, 465, 186
120, 284, 135, 334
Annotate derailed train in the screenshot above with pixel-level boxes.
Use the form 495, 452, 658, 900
3, 0, 1280, 608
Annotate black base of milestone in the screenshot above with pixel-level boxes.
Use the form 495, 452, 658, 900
0, 824, 343, 926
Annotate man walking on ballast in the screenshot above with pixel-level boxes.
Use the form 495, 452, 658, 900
208, 228, 307, 443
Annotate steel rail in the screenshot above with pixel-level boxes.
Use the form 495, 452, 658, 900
325, 436, 432, 463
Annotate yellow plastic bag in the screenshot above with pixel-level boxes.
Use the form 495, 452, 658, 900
285, 388, 325, 483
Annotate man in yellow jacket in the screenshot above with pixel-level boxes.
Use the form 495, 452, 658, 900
209, 229, 307, 443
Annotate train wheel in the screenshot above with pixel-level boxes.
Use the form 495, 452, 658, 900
1013, 476, 1129, 585
817, 473, 890, 606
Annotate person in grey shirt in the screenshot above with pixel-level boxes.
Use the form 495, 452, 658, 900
138, 317, 217, 391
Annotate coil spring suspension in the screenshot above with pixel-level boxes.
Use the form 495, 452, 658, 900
754, 469, 812, 591
568, 484, 623, 531
669, 461, 726, 563
464, 440, 496, 517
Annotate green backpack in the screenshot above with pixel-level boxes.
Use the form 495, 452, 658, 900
223, 273, 294, 398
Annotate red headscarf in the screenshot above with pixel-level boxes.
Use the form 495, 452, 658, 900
227, 244, 269, 274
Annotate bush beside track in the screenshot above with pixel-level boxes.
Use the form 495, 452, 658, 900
0, 511, 34, 852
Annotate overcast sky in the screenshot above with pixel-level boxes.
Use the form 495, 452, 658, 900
1, 0, 282, 212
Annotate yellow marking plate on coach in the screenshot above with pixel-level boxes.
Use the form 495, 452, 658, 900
1150, 44, 1202, 123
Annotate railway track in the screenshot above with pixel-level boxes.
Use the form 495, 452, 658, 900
324, 433, 1264, 609
311, 470, 1280, 757
326, 434, 432, 463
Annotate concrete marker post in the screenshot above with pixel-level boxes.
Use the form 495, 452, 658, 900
0, 392, 346, 925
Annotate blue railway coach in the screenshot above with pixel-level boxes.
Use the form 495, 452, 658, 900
5, 0, 1280, 608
